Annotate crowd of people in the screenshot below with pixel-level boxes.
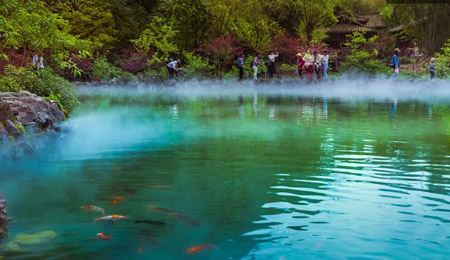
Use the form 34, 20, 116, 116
237, 49, 330, 82
165, 47, 437, 82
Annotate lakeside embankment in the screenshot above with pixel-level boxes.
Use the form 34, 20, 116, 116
0, 91, 65, 153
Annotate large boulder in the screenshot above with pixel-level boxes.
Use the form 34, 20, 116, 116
0, 195, 7, 238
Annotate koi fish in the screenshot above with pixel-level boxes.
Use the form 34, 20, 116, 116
110, 200, 118, 205
135, 219, 167, 226
147, 205, 183, 216
147, 205, 200, 226
95, 215, 128, 222
116, 196, 125, 201
81, 205, 106, 215
187, 244, 215, 254
96, 232, 111, 240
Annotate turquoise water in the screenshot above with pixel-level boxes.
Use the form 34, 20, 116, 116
1, 81, 450, 259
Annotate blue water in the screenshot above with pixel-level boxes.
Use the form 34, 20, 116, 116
1, 81, 450, 259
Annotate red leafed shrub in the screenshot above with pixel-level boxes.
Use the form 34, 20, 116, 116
0, 49, 26, 72
271, 33, 304, 63
119, 47, 152, 73
200, 34, 242, 76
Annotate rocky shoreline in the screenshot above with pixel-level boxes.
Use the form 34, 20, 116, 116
0, 91, 65, 143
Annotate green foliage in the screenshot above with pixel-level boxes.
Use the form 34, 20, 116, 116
341, 50, 389, 75
233, 18, 281, 52
435, 40, 450, 79
132, 16, 179, 56
344, 32, 378, 50
183, 52, 214, 78
340, 32, 388, 74
91, 57, 136, 82
45, 0, 117, 50
279, 63, 297, 73
0, 66, 79, 112
167, 0, 211, 50
0, 0, 92, 65
296, 0, 337, 42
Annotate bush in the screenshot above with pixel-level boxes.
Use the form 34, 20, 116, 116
91, 57, 136, 82
436, 39, 450, 79
0, 65, 79, 112
279, 63, 297, 73
183, 52, 214, 78
341, 50, 390, 75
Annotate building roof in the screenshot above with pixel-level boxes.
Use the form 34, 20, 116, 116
326, 12, 386, 34
325, 24, 372, 34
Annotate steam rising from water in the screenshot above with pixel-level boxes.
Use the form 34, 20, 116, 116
78, 78, 450, 102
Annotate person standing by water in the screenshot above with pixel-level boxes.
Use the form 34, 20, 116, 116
237, 55, 245, 80
321, 50, 329, 80
252, 54, 261, 80
314, 51, 322, 82
304, 49, 314, 83
32, 53, 39, 70
429, 57, 435, 80
39, 56, 45, 70
296, 53, 305, 80
391, 48, 400, 78
166, 58, 178, 80
267, 51, 279, 79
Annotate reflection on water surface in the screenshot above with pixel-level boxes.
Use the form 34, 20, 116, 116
1, 82, 449, 260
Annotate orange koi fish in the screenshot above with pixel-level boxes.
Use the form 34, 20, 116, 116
110, 200, 118, 205
187, 244, 215, 254
95, 215, 128, 222
96, 232, 111, 240
81, 205, 106, 215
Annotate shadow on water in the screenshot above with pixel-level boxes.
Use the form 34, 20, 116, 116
0, 79, 449, 259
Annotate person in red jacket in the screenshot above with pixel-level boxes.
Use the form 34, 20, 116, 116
296, 53, 305, 80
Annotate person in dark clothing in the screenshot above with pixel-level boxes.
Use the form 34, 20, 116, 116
237, 55, 245, 80
267, 51, 279, 79
166, 58, 177, 79
429, 57, 435, 80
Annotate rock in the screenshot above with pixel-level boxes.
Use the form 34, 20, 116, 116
24, 122, 38, 134
0, 124, 8, 142
0, 103, 12, 122
36, 112, 53, 129
4, 120, 22, 139
12, 230, 57, 245
0, 195, 7, 238
0, 91, 66, 147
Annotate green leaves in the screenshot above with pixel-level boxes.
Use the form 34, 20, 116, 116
132, 16, 179, 56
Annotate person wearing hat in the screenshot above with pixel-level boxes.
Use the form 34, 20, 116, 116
429, 57, 436, 80
391, 48, 400, 78
303, 49, 314, 82
296, 53, 305, 80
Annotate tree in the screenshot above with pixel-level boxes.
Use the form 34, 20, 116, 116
296, 0, 337, 43
45, 0, 117, 51
132, 16, 179, 71
0, 0, 91, 65
164, 0, 211, 50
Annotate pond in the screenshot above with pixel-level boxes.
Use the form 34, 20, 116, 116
1, 80, 450, 259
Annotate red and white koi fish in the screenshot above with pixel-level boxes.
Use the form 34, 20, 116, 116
96, 232, 111, 240
187, 244, 215, 254
94, 215, 128, 222
81, 205, 106, 215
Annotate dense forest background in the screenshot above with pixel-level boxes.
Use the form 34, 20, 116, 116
1, 0, 450, 90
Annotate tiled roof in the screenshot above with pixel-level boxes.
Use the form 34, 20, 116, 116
326, 13, 386, 34
325, 24, 373, 34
